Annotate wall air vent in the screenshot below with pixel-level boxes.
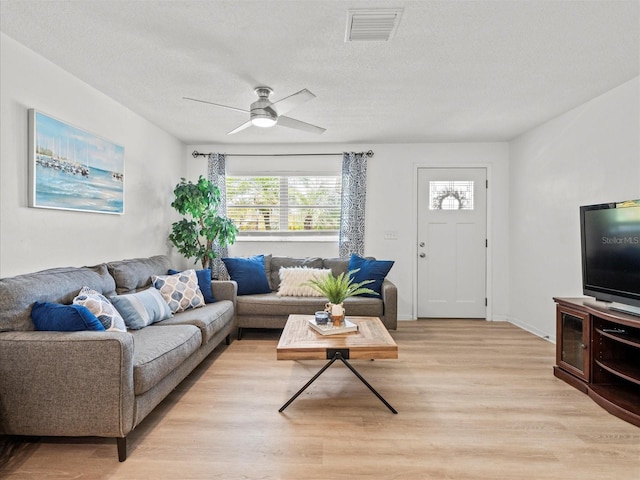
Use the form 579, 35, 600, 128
345, 8, 403, 42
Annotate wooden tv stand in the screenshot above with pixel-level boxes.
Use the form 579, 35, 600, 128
554, 297, 640, 427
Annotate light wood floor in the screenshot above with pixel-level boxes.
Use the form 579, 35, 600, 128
1, 320, 639, 479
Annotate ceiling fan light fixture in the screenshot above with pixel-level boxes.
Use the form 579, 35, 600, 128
185, 85, 324, 134
250, 90, 278, 127
251, 115, 277, 128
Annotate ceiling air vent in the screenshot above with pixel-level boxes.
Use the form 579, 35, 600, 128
345, 8, 403, 42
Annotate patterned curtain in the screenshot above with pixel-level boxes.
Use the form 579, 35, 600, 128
339, 151, 367, 258
207, 153, 229, 279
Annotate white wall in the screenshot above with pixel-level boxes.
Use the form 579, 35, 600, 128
0, 34, 185, 276
508, 77, 640, 340
186, 142, 510, 322
9, 30, 632, 337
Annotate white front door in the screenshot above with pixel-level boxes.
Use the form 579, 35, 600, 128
417, 168, 487, 318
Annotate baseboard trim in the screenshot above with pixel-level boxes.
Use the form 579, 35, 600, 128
508, 317, 555, 343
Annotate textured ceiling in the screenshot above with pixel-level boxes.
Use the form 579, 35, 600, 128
1, 0, 638, 144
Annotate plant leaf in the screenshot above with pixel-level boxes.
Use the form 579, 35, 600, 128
303, 268, 378, 303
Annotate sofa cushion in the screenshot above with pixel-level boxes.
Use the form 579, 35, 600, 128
31, 302, 105, 332
263, 254, 272, 290
168, 268, 216, 304
348, 254, 394, 297
269, 257, 323, 291
0, 263, 116, 332
277, 267, 332, 297
236, 292, 383, 317
110, 288, 173, 330
154, 300, 234, 345
73, 287, 127, 332
322, 258, 350, 278
130, 324, 201, 395
152, 270, 205, 313
107, 255, 171, 295
222, 255, 271, 295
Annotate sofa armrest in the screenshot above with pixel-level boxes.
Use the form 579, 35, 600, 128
0, 331, 135, 438
381, 279, 398, 330
211, 280, 237, 307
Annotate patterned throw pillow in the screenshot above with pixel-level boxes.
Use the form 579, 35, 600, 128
73, 286, 127, 332
152, 269, 205, 313
277, 267, 332, 297
168, 268, 215, 303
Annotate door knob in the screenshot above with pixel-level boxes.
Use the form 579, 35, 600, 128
419, 242, 425, 247
419, 253, 426, 258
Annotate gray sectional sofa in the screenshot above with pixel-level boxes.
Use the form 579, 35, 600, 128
234, 255, 397, 339
0, 255, 236, 461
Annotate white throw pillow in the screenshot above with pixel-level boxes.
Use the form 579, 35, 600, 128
277, 267, 332, 297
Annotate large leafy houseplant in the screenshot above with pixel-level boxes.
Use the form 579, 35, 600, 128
168, 176, 238, 269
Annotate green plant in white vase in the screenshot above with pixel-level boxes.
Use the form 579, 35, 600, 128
305, 269, 377, 326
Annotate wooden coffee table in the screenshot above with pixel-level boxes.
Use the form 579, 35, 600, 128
277, 315, 398, 413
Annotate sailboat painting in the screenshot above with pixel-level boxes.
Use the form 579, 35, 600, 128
28, 110, 124, 214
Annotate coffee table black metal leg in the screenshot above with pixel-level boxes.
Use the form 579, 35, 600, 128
279, 355, 340, 412
279, 352, 397, 414
337, 354, 398, 414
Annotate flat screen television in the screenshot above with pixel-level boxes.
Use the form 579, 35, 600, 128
580, 199, 640, 316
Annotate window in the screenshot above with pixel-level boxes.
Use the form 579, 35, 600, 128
226, 175, 341, 235
429, 180, 475, 210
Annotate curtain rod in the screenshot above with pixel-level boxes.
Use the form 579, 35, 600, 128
191, 150, 374, 158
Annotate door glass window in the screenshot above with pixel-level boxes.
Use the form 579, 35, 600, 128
429, 181, 474, 210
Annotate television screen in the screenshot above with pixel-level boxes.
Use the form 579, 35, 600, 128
581, 200, 640, 311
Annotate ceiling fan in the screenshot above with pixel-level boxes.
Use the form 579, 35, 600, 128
184, 86, 326, 135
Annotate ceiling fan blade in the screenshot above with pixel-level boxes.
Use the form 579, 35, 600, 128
276, 116, 326, 134
227, 120, 253, 135
271, 89, 316, 115
183, 97, 248, 114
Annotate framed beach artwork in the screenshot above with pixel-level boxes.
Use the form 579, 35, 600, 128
28, 110, 125, 214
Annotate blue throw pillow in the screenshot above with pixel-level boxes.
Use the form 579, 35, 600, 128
110, 287, 173, 330
347, 254, 394, 298
222, 255, 271, 295
31, 302, 106, 332
168, 268, 216, 303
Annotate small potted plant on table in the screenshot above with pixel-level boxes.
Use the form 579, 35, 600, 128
305, 270, 377, 326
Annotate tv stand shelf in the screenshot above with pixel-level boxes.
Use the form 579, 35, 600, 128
554, 297, 640, 427
594, 359, 640, 386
